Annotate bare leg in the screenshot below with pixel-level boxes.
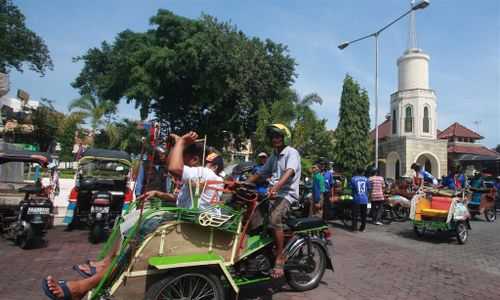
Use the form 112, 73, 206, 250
78, 242, 120, 274
272, 228, 285, 279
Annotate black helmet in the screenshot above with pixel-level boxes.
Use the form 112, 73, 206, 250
411, 163, 421, 171
368, 166, 378, 176
153, 145, 168, 162
317, 157, 329, 166
449, 160, 461, 170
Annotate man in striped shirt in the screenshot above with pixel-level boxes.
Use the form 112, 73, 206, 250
368, 167, 386, 225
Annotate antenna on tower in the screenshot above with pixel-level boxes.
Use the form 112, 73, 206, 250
408, 0, 419, 49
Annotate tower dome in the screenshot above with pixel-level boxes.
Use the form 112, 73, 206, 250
397, 48, 430, 91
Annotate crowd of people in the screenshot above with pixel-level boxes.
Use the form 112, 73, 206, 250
42, 122, 499, 300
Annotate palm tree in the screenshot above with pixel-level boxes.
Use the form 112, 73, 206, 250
68, 94, 116, 145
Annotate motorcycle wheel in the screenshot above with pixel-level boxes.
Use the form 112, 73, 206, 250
285, 241, 327, 292
455, 221, 468, 244
144, 267, 224, 300
90, 223, 102, 244
485, 207, 496, 222
380, 206, 394, 225
413, 226, 425, 237
17, 225, 35, 249
393, 204, 408, 222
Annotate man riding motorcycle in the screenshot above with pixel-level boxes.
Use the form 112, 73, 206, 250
246, 123, 301, 280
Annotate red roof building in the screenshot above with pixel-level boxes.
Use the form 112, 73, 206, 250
437, 122, 483, 141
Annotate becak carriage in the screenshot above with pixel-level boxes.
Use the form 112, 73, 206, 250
410, 187, 471, 244
0, 149, 57, 248
64, 149, 133, 243
467, 187, 496, 222
86, 182, 333, 299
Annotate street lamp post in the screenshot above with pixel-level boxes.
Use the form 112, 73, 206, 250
338, 0, 429, 169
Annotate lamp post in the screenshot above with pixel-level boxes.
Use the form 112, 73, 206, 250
338, 0, 430, 169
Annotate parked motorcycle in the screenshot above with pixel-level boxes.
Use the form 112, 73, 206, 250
0, 149, 56, 249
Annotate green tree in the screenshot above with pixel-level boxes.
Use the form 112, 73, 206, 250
68, 93, 116, 143
72, 10, 296, 149
251, 90, 334, 177
30, 104, 62, 152
94, 119, 147, 154
332, 74, 371, 178
0, 0, 53, 75
58, 113, 85, 161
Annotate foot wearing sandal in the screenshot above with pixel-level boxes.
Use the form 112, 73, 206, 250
42, 276, 84, 300
271, 258, 285, 279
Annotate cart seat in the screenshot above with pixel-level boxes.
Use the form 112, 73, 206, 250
286, 217, 326, 231
470, 192, 482, 205
18, 184, 43, 194
420, 208, 449, 217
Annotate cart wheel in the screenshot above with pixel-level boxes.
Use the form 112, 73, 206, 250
413, 226, 425, 237
485, 207, 496, 222
145, 267, 225, 300
455, 221, 468, 244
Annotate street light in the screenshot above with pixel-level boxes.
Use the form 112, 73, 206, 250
338, 0, 430, 169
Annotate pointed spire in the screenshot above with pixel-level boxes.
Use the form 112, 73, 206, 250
408, 0, 419, 49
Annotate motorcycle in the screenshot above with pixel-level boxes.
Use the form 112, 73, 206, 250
86, 182, 333, 299
65, 148, 133, 243
0, 149, 56, 249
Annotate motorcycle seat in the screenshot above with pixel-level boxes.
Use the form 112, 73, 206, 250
18, 184, 43, 194
286, 217, 326, 231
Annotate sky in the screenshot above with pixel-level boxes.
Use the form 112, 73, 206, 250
6, 0, 500, 148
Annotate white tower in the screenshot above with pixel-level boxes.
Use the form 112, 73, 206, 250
390, 5, 437, 140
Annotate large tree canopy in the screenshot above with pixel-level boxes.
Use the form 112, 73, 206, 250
73, 10, 296, 148
332, 74, 371, 177
0, 0, 53, 75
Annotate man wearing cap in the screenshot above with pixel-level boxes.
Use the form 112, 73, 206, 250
252, 152, 269, 194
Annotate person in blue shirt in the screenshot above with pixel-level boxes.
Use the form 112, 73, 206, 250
411, 163, 438, 187
349, 166, 371, 232
317, 157, 335, 220
469, 170, 486, 189
135, 145, 169, 197
437, 161, 468, 191
251, 152, 269, 194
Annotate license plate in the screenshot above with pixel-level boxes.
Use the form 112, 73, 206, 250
91, 206, 109, 214
27, 207, 50, 215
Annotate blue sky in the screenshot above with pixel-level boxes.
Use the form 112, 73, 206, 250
7, 0, 500, 148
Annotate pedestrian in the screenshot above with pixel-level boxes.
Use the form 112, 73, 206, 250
135, 145, 169, 198
310, 163, 325, 218
349, 166, 371, 232
317, 157, 335, 221
368, 167, 385, 225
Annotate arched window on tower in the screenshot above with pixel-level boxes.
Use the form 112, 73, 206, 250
392, 109, 397, 134
405, 105, 413, 133
423, 106, 430, 133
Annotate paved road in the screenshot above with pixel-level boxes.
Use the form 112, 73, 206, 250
1, 215, 499, 299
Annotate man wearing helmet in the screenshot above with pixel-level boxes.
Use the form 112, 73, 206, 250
410, 162, 438, 188
246, 123, 301, 279
469, 170, 486, 189
437, 161, 468, 191
135, 145, 170, 198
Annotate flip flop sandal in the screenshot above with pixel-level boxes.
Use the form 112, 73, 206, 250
41, 278, 72, 300
72, 264, 96, 278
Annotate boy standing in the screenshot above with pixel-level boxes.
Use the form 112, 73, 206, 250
349, 166, 371, 232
